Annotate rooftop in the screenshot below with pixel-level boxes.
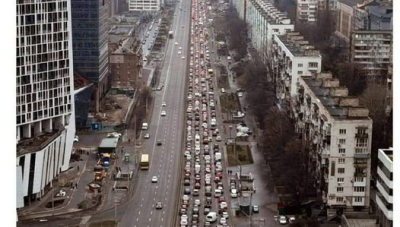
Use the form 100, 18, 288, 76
109, 25, 135, 36
380, 148, 393, 162
17, 128, 64, 157
338, 0, 364, 7
99, 138, 119, 149
250, 0, 292, 25
113, 37, 141, 55
300, 73, 370, 120
276, 32, 320, 57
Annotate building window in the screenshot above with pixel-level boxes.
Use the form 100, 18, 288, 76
337, 177, 344, 183
356, 138, 368, 147
354, 186, 365, 192
339, 148, 346, 153
355, 177, 364, 182
339, 139, 346, 144
338, 168, 345, 174
339, 129, 346, 134
298, 71, 303, 75
309, 62, 318, 68
336, 197, 344, 202
354, 197, 363, 202
337, 187, 344, 192
338, 158, 345, 164
298, 63, 303, 67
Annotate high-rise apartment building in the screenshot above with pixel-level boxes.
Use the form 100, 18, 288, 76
129, 0, 161, 11
296, 0, 318, 23
376, 148, 393, 227
245, 0, 294, 63
294, 73, 372, 218
16, 0, 76, 208
271, 31, 321, 105
71, 0, 110, 111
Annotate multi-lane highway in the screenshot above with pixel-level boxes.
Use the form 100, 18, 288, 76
119, 1, 192, 227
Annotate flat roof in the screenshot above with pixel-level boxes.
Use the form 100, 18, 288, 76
276, 35, 320, 57
346, 219, 376, 227
99, 138, 119, 148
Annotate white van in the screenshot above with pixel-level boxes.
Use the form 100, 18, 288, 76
206, 212, 217, 222
214, 189, 222, 198
142, 122, 148, 130
215, 152, 222, 161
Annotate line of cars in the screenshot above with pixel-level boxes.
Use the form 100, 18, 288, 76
179, 0, 230, 227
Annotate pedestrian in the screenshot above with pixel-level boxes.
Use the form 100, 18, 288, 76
119, 167, 122, 172
128, 139, 131, 143
77, 165, 80, 171
75, 183, 78, 189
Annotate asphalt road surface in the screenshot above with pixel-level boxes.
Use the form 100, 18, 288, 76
119, 1, 192, 227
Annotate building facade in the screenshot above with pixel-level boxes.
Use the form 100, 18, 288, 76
294, 73, 372, 217
110, 37, 142, 89
232, 0, 247, 21
271, 32, 322, 105
129, 0, 161, 11
71, 0, 110, 111
335, 0, 364, 41
349, 30, 392, 81
245, 0, 294, 62
376, 148, 393, 227
296, 0, 318, 23
16, 0, 76, 208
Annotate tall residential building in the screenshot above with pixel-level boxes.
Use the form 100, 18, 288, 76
129, 0, 161, 11
294, 73, 372, 218
245, 0, 294, 63
271, 31, 321, 106
349, 30, 392, 81
71, 0, 110, 111
335, 0, 364, 41
16, 0, 76, 208
376, 148, 393, 227
296, 0, 318, 23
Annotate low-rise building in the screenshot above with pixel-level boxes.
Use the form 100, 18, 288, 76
376, 148, 393, 227
271, 32, 321, 105
296, 0, 318, 23
245, 0, 294, 62
293, 73, 372, 218
129, 0, 160, 11
110, 37, 142, 89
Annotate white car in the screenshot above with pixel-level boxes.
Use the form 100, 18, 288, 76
175, 42, 178, 45
222, 211, 229, 219
162, 102, 166, 107
107, 132, 122, 138
279, 216, 287, 225
178, 51, 182, 55
216, 136, 222, 142
151, 176, 158, 183
230, 189, 238, 198
56, 190, 66, 197
74, 135, 79, 142
144, 133, 150, 139
221, 88, 225, 93
238, 92, 243, 97
161, 110, 166, 116
220, 217, 227, 225
182, 56, 185, 59
179, 47, 182, 50
227, 56, 232, 60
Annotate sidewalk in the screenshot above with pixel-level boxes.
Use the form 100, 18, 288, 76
18, 149, 97, 219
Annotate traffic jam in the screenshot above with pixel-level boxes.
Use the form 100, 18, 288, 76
179, 0, 232, 227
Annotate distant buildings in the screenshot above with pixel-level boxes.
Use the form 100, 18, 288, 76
294, 73, 372, 217
335, 0, 364, 41
271, 32, 322, 102
71, 0, 110, 112
16, 0, 76, 208
296, 0, 318, 23
129, 0, 161, 11
376, 148, 393, 227
245, 0, 294, 62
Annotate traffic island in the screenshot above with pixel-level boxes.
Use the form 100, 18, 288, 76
89, 220, 117, 227
226, 144, 253, 166
219, 93, 240, 113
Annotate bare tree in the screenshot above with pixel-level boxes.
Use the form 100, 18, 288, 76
334, 63, 366, 96
224, 6, 248, 59
360, 83, 391, 175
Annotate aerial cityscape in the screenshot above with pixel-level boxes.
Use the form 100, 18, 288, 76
15, 0, 393, 227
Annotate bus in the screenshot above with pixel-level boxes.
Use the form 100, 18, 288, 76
140, 154, 150, 170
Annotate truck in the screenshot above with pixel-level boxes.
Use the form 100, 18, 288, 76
168, 31, 173, 38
